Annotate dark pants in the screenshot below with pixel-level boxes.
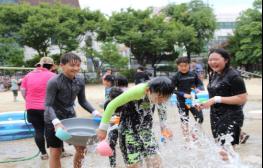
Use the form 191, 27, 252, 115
210, 109, 244, 145
177, 101, 204, 124
108, 128, 119, 167
27, 109, 47, 155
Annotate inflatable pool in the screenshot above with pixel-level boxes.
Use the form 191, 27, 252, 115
0, 111, 34, 141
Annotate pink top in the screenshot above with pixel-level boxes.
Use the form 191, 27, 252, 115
21, 67, 55, 110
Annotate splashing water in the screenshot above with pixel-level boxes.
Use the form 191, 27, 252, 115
79, 104, 258, 168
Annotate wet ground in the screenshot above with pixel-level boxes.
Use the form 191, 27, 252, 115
0, 79, 262, 168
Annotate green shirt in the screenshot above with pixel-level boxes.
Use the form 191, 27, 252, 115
101, 83, 148, 124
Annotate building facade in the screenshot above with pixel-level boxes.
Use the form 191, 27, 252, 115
208, 13, 238, 48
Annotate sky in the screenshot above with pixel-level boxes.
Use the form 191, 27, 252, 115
79, 0, 255, 16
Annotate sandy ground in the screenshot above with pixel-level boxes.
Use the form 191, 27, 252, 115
0, 78, 262, 168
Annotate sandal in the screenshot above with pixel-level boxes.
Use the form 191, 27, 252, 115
61, 152, 73, 158
41, 154, 49, 160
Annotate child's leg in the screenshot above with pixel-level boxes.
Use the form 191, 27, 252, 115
119, 129, 143, 167
145, 155, 162, 168
177, 102, 190, 140
108, 128, 119, 167
140, 129, 161, 168
45, 123, 63, 168
190, 107, 204, 124
74, 146, 87, 168
50, 147, 63, 168
13, 90, 18, 102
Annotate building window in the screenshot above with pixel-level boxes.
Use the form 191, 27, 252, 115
217, 22, 236, 29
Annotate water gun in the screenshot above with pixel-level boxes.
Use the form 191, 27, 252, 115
160, 128, 173, 143
185, 90, 209, 109
169, 94, 177, 106
93, 116, 120, 125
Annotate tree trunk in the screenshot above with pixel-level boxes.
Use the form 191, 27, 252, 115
152, 64, 157, 77
187, 51, 191, 61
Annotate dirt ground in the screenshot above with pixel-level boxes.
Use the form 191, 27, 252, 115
0, 78, 262, 168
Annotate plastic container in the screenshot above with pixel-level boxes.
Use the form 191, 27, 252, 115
170, 94, 177, 105
196, 91, 209, 103
96, 140, 113, 157
55, 128, 72, 141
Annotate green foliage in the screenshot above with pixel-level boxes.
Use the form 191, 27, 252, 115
164, 0, 216, 58
0, 38, 24, 66
50, 54, 61, 65
0, 3, 105, 58
226, 0, 262, 65
19, 5, 58, 57
119, 69, 136, 82
99, 42, 128, 69
0, 4, 34, 38
97, 8, 178, 70
24, 55, 41, 67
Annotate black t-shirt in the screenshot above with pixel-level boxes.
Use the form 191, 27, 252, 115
171, 71, 204, 100
134, 72, 150, 85
208, 68, 247, 111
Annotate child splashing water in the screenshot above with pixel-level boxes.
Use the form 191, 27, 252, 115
171, 57, 205, 142
97, 77, 174, 168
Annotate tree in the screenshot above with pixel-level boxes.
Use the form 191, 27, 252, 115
98, 42, 128, 69
19, 7, 58, 57
97, 8, 178, 76
82, 37, 128, 79
0, 4, 34, 38
226, 0, 262, 67
164, 0, 216, 59
54, 6, 105, 55
0, 38, 24, 66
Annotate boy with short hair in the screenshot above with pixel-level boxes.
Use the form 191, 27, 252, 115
171, 57, 204, 141
97, 77, 174, 168
44, 52, 100, 168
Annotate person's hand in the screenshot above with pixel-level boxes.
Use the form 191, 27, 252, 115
96, 129, 107, 141
184, 94, 192, 99
161, 128, 173, 139
195, 88, 201, 93
194, 104, 202, 111
54, 123, 66, 132
200, 98, 215, 109
92, 110, 102, 118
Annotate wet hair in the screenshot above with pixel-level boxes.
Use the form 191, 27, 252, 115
104, 75, 115, 86
115, 76, 128, 88
43, 64, 53, 70
148, 77, 174, 97
176, 57, 190, 65
208, 48, 231, 81
60, 52, 81, 65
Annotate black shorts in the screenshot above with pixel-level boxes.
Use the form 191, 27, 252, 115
210, 110, 244, 145
12, 90, 18, 96
45, 123, 63, 148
